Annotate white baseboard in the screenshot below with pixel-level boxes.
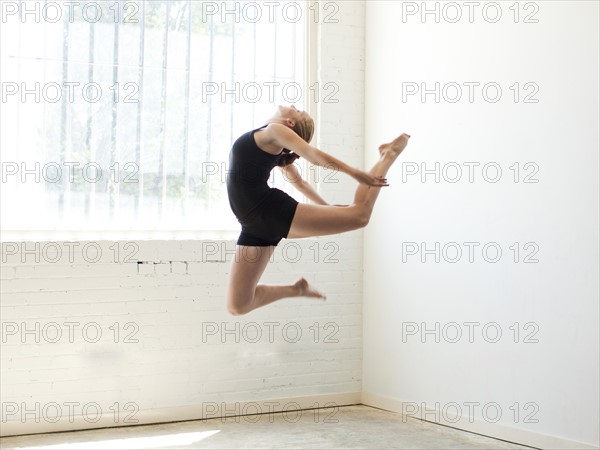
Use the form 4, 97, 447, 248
361, 391, 599, 450
1, 392, 361, 437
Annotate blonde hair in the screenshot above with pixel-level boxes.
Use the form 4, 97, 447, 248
292, 115, 315, 144
277, 114, 315, 167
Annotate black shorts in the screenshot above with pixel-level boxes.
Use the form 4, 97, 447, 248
237, 188, 299, 247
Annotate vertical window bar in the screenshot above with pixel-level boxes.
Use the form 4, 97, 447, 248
14, 3, 22, 205
59, 9, 70, 219
252, 18, 256, 125
182, 0, 192, 215
305, 3, 319, 190
109, 0, 121, 220
205, 9, 214, 214
229, 6, 235, 144
292, 11, 297, 96
272, 10, 277, 104
41, 0, 48, 212
135, 0, 145, 217
158, 0, 171, 218
85, 9, 96, 221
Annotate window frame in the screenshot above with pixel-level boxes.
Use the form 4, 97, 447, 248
0, 1, 320, 243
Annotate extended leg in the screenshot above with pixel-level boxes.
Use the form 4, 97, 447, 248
227, 245, 325, 315
352, 136, 410, 210
287, 133, 410, 239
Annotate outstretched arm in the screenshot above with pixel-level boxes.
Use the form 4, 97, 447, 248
265, 123, 388, 187
278, 164, 328, 205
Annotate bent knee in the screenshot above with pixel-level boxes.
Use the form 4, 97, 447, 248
227, 295, 253, 316
227, 305, 246, 316
358, 213, 370, 228
350, 205, 371, 229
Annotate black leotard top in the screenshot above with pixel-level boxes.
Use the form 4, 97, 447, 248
226, 125, 284, 221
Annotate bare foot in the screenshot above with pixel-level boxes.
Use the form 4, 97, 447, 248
294, 277, 326, 300
379, 133, 411, 158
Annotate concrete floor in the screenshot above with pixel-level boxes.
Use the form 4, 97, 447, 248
1, 405, 534, 449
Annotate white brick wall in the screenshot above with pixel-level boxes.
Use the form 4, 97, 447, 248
0, 1, 366, 436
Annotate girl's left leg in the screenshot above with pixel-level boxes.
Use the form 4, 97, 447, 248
287, 133, 410, 239
227, 245, 325, 315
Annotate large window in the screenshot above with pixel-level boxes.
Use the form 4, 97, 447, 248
1, 0, 312, 238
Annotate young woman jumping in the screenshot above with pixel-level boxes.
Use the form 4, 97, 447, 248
226, 105, 410, 315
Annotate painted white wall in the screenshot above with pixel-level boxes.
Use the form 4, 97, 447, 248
363, 1, 599, 448
0, 1, 366, 436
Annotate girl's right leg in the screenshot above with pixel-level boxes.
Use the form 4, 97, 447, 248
287, 133, 410, 239
227, 245, 325, 315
